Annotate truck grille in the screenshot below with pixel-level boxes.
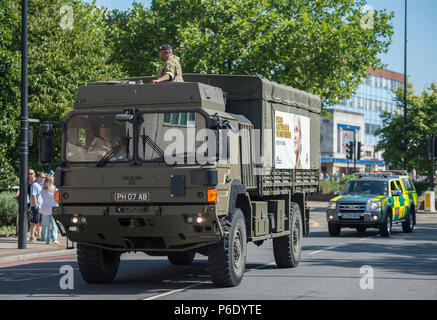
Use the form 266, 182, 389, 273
339, 203, 366, 213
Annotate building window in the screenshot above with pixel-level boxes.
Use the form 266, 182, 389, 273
163, 112, 196, 127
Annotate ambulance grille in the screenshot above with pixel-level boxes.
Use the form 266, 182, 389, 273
339, 203, 366, 213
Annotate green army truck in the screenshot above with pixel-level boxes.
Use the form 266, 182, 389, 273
40, 74, 321, 287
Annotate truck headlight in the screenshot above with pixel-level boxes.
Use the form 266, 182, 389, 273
328, 202, 337, 210
367, 202, 381, 211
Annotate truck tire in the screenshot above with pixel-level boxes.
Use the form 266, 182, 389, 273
77, 243, 121, 284
208, 208, 247, 287
328, 223, 341, 236
273, 202, 302, 268
379, 209, 392, 237
402, 206, 415, 233
167, 251, 195, 265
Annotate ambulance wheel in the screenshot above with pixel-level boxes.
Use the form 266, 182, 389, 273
402, 206, 415, 233
379, 209, 392, 237
328, 223, 341, 236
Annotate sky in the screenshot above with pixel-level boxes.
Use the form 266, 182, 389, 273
83, 0, 436, 93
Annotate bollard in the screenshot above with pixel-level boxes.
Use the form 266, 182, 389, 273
424, 191, 435, 212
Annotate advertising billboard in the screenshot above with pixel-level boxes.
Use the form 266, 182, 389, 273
275, 111, 310, 169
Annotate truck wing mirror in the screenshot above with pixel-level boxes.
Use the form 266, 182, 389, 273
116, 113, 134, 122
223, 120, 238, 133
39, 137, 53, 164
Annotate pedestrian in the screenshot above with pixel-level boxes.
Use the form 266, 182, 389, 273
151, 44, 184, 84
29, 172, 46, 242
40, 176, 59, 244
14, 169, 36, 236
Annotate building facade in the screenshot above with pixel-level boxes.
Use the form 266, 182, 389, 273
321, 68, 404, 176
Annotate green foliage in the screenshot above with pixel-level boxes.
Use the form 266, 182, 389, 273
0, 0, 126, 190
0, 193, 19, 227
0, 0, 21, 191
319, 174, 355, 194
319, 178, 340, 194
107, 0, 393, 108
375, 83, 437, 177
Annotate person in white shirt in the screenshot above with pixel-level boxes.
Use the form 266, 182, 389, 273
40, 176, 59, 244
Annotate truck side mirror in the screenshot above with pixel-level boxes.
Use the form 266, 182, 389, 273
39, 137, 53, 164
39, 123, 54, 165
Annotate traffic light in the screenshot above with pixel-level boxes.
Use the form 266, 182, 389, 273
357, 141, 363, 160
346, 141, 354, 160
420, 136, 430, 160
420, 135, 437, 160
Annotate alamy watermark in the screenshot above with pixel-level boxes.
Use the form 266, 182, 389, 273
60, 5, 74, 31
359, 265, 374, 290
59, 265, 74, 290
360, 5, 375, 30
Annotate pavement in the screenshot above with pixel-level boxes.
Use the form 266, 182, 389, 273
0, 200, 435, 267
0, 233, 76, 267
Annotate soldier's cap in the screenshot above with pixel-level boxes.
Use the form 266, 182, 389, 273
159, 44, 173, 51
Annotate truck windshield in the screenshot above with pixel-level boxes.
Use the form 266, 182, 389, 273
342, 180, 388, 196
138, 111, 210, 163
66, 113, 133, 162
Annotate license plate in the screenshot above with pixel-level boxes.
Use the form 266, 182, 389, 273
112, 192, 150, 202
342, 213, 361, 219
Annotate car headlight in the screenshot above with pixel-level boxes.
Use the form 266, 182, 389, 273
367, 202, 381, 211
328, 202, 337, 210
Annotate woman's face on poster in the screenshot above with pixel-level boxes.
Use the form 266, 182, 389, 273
294, 123, 301, 151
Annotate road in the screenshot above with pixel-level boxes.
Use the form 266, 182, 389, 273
0, 206, 436, 300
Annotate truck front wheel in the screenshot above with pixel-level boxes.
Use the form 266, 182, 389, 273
77, 243, 121, 284
273, 202, 303, 268
208, 208, 247, 287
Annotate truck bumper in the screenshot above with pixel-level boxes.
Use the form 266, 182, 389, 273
53, 204, 221, 252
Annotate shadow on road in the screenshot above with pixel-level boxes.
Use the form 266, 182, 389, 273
303, 223, 437, 277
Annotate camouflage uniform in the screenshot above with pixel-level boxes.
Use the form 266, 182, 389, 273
157, 55, 184, 82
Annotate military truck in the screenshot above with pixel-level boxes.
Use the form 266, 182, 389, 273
39, 74, 321, 287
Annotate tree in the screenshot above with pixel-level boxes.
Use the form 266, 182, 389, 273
0, 0, 126, 189
107, 0, 394, 108
375, 83, 437, 176
0, 0, 21, 190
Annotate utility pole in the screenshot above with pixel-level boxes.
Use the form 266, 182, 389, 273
432, 134, 435, 191
353, 134, 357, 174
18, 0, 29, 249
403, 0, 408, 170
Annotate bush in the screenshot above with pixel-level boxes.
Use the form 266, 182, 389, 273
0, 192, 19, 227
319, 174, 356, 194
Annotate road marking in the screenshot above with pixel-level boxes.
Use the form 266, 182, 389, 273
142, 282, 206, 300
309, 243, 345, 255
143, 261, 277, 300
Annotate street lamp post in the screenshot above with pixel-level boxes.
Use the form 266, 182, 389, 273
403, 0, 408, 170
18, 0, 29, 249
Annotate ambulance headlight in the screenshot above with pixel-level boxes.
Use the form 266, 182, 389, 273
367, 202, 381, 211
328, 202, 337, 210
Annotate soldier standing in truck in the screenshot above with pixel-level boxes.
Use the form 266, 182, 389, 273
151, 44, 184, 84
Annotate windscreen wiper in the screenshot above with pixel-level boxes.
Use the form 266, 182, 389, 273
140, 127, 165, 159
97, 134, 130, 167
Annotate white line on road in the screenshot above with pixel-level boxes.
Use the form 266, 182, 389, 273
309, 243, 345, 255
142, 260, 277, 300
142, 282, 205, 300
